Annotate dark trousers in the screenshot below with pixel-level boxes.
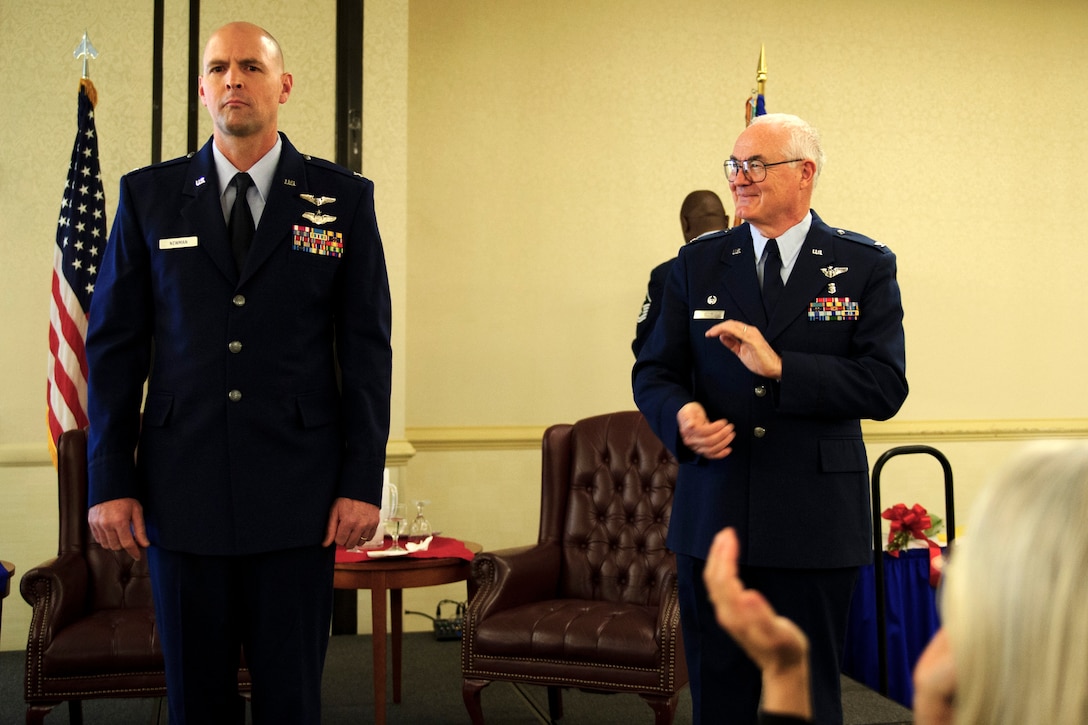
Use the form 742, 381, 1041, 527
148, 544, 336, 725
677, 553, 858, 725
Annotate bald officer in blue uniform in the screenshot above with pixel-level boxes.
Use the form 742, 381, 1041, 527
86, 22, 391, 724
633, 113, 907, 724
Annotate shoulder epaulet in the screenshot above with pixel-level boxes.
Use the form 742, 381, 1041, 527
831, 227, 892, 254
301, 153, 370, 182
689, 228, 734, 246
125, 151, 194, 177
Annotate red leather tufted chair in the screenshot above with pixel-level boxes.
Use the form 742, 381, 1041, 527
20, 428, 250, 724
462, 411, 687, 724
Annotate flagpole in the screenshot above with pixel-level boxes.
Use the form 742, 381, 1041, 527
737, 46, 768, 227
745, 44, 767, 126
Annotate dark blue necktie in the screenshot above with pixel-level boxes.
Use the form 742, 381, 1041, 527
229, 173, 255, 272
762, 238, 783, 317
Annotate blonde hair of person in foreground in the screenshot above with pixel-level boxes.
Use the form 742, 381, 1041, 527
706, 440, 1088, 725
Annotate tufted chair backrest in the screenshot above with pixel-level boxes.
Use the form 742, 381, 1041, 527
57, 428, 155, 611
539, 411, 678, 607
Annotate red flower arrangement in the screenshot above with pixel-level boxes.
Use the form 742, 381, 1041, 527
881, 502, 945, 587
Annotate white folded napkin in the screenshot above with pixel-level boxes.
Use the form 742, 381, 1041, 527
405, 535, 434, 553
366, 548, 409, 558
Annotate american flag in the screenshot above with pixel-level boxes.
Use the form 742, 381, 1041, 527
47, 79, 106, 463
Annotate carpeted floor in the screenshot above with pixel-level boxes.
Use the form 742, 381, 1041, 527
0, 632, 912, 724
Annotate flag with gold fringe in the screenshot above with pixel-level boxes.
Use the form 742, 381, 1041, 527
47, 76, 106, 465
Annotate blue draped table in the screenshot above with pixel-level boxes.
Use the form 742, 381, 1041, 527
1, 560, 14, 643
842, 547, 942, 708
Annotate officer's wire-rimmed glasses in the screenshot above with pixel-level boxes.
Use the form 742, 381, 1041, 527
724, 158, 803, 182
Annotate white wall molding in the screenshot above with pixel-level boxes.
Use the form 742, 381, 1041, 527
1, 438, 418, 468
405, 418, 1088, 453
7, 420, 1086, 466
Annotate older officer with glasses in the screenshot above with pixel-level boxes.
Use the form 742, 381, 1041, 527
633, 113, 907, 724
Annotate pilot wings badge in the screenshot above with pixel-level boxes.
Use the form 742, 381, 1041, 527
302, 211, 337, 225
300, 194, 337, 207
820, 265, 849, 279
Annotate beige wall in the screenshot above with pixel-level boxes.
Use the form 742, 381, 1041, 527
2, 0, 1087, 650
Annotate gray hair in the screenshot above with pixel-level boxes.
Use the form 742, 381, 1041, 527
941, 441, 1088, 724
750, 113, 826, 182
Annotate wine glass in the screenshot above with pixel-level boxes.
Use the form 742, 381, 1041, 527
410, 499, 432, 538
384, 504, 408, 552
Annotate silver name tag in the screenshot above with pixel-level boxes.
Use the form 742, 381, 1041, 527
693, 310, 725, 320
159, 236, 198, 250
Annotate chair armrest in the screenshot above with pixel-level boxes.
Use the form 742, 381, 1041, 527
468, 543, 561, 620
654, 566, 681, 632
21, 553, 90, 638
